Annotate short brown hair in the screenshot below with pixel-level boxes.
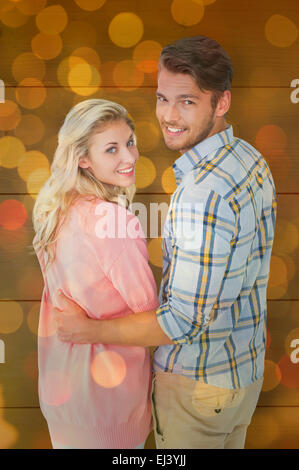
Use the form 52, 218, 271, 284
159, 36, 233, 110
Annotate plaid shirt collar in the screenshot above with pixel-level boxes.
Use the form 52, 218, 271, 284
172, 125, 234, 185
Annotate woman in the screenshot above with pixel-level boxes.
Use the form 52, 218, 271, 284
33, 99, 159, 449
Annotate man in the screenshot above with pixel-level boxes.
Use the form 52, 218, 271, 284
53, 36, 277, 449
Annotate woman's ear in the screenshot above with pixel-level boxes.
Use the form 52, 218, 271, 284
78, 157, 90, 169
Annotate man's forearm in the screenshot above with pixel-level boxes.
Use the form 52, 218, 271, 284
87, 309, 174, 347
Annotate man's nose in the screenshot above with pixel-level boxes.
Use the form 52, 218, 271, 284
163, 104, 180, 124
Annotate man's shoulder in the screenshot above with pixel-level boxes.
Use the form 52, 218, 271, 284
186, 137, 266, 198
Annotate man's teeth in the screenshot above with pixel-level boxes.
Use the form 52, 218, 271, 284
118, 167, 133, 174
167, 127, 184, 133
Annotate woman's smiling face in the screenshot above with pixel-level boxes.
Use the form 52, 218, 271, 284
79, 119, 139, 187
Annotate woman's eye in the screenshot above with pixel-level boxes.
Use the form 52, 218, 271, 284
107, 146, 117, 154
184, 100, 194, 105
127, 139, 135, 147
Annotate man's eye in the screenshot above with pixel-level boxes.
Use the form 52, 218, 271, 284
107, 146, 117, 154
157, 96, 166, 102
184, 100, 194, 105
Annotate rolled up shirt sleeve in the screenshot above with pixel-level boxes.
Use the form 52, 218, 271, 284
156, 189, 236, 344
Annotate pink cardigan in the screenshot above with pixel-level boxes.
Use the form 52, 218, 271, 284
35, 197, 159, 449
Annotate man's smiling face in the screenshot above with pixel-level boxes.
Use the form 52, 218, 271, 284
156, 66, 219, 153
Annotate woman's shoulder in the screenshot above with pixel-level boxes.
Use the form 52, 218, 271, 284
92, 200, 145, 241
70, 196, 145, 241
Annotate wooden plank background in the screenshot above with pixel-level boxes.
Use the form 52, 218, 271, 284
0, 0, 298, 449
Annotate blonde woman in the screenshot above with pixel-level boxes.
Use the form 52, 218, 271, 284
33, 99, 160, 449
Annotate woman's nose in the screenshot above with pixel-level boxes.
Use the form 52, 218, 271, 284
121, 146, 137, 163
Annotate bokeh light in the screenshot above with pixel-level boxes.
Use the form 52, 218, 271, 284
58, 55, 101, 91
14, 114, 45, 145
262, 360, 281, 392
12, 52, 46, 82
113, 60, 144, 91
0, 5, 28, 27
41, 370, 72, 406
16, 78, 47, 109
36, 5, 68, 35
26, 167, 51, 197
267, 255, 288, 299
68, 62, 101, 96
0, 199, 27, 230
273, 219, 299, 255
0, 417, 19, 449
282, 255, 296, 282
109, 13, 144, 48
31, 32, 63, 60
135, 156, 157, 189
0, 0, 14, 13
74, 0, 106, 11
247, 410, 280, 449
133, 40, 162, 74
135, 121, 160, 152
42, 135, 58, 161
69, 47, 101, 70
16, 0, 47, 16
171, 0, 205, 26
91, 351, 127, 388
17, 150, 50, 182
26, 304, 40, 336
255, 124, 287, 157
0, 136, 25, 168
161, 166, 177, 194
57, 57, 71, 87
0, 100, 21, 130
265, 14, 298, 48
0, 301, 23, 334
148, 238, 163, 268
278, 354, 299, 388
284, 328, 299, 357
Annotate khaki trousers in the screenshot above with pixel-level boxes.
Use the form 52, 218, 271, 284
151, 371, 263, 449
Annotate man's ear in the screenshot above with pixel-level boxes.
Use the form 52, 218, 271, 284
215, 90, 231, 117
78, 157, 90, 169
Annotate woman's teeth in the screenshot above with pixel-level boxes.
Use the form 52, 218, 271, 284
117, 167, 134, 174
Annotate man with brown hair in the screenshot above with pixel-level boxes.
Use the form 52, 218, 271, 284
53, 36, 276, 449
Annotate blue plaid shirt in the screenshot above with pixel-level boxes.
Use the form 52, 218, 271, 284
153, 125, 277, 389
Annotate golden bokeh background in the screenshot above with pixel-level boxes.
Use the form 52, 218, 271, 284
0, 0, 298, 449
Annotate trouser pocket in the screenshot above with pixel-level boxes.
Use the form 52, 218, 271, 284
191, 382, 245, 417
150, 373, 172, 444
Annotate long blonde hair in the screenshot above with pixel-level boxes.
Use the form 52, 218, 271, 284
33, 98, 136, 269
